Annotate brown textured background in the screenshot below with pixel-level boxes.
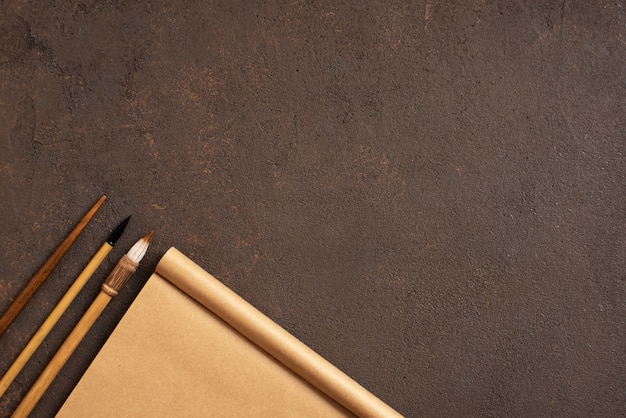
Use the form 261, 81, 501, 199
0, 1, 624, 417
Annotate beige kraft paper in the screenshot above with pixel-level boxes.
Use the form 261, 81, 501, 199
57, 247, 402, 418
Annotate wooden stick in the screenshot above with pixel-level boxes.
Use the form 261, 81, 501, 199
0, 195, 107, 337
0, 216, 128, 397
12, 292, 111, 418
11, 232, 153, 417
0, 243, 111, 398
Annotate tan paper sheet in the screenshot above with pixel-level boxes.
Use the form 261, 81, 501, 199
57, 248, 402, 418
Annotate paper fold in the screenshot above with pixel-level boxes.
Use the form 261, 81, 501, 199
156, 248, 402, 418
58, 247, 402, 418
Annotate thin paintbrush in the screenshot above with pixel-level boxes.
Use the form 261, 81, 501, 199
0, 216, 130, 398
11, 231, 154, 418
0, 195, 107, 337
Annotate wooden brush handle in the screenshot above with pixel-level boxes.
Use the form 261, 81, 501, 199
0, 242, 112, 398
0, 195, 106, 337
11, 291, 112, 418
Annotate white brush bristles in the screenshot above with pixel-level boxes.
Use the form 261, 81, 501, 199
126, 231, 154, 263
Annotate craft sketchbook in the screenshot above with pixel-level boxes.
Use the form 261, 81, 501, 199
57, 248, 402, 417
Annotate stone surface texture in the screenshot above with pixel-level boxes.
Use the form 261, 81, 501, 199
0, 1, 624, 416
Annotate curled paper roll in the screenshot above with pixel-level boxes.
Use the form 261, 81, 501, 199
58, 248, 402, 418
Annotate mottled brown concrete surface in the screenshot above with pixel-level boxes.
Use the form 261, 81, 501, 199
0, 1, 624, 417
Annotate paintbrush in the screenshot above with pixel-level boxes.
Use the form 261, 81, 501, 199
11, 231, 154, 418
0, 216, 131, 398
0, 195, 107, 337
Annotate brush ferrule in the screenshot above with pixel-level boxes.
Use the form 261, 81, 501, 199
102, 255, 138, 297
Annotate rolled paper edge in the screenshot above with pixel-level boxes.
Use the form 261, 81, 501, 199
155, 247, 403, 418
